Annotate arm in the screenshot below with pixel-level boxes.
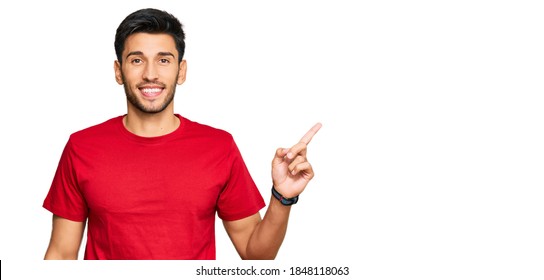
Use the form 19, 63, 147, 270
224, 123, 322, 260
223, 197, 291, 260
44, 215, 86, 260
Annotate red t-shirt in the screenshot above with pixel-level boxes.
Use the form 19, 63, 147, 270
43, 115, 265, 260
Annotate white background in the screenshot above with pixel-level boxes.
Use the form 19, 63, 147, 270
1, 0, 543, 279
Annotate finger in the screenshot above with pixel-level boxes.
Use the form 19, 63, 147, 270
288, 155, 307, 173
299, 122, 322, 145
286, 142, 307, 160
290, 161, 314, 179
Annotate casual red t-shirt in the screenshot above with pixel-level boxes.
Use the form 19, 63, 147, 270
43, 115, 265, 260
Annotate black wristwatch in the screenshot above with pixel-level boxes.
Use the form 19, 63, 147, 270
271, 186, 299, 206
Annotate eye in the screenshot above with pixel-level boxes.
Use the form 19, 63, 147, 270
159, 58, 170, 64
131, 58, 142, 64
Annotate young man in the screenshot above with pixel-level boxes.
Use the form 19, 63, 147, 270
43, 8, 321, 260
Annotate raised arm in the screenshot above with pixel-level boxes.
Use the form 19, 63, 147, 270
224, 123, 322, 259
44, 215, 86, 260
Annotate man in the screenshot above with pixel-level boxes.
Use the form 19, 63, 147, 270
43, 8, 321, 260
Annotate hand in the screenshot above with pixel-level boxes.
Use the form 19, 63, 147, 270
272, 123, 322, 198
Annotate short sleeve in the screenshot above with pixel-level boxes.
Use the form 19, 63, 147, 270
43, 138, 88, 222
217, 139, 265, 221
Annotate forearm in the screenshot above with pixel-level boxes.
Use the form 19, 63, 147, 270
246, 196, 292, 259
44, 247, 79, 260
44, 215, 85, 260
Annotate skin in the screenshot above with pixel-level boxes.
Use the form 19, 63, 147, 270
44, 32, 321, 260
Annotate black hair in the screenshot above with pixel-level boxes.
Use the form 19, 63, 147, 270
114, 8, 186, 64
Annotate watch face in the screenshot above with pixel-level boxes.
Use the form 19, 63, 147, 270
281, 198, 291, 206
272, 186, 298, 205
283, 196, 298, 206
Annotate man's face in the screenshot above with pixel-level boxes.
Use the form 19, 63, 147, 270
114, 33, 187, 114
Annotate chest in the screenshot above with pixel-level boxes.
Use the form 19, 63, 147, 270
74, 143, 229, 217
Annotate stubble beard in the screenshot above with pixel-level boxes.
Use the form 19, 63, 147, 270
122, 74, 178, 114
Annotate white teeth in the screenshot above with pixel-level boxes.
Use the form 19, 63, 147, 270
142, 88, 162, 93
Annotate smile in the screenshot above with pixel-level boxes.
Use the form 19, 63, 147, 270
140, 87, 163, 98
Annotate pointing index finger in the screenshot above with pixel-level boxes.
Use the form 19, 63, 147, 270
299, 122, 322, 145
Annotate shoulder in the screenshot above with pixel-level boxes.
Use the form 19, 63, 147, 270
179, 116, 234, 143
68, 116, 124, 144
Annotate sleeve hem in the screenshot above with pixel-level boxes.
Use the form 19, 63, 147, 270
218, 202, 266, 221
42, 203, 87, 222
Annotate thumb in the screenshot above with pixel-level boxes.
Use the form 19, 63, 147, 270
272, 147, 289, 165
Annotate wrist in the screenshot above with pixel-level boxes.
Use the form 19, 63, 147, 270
271, 185, 299, 206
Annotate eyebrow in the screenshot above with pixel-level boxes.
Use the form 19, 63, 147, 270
125, 51, 176, 60
158, 52, 175, 58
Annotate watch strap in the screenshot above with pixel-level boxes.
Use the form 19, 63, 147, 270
271, 186, 299, 206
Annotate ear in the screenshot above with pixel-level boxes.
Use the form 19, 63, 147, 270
114, 60, 123, 85
177, 60, 187, 85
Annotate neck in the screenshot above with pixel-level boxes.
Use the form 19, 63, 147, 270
124, 107, 180, 137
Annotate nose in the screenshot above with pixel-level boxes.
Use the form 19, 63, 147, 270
143, 62, 159, 81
